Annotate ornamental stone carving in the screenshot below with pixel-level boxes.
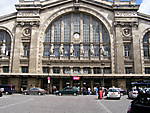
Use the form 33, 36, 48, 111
16, 21, 40, 27
18, 11, 39, 17
80, 44, 84, 55
115, 11, 137, 17
114, 22, 138, 28
70, 44, 74, 56
90, 44, 94, 56
50, 44, 54, 55
60, 44, 64, 56
122, 27, 132, 37
22, 28, 31, 37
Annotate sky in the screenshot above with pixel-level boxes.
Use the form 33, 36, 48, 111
0, 0, 149, 16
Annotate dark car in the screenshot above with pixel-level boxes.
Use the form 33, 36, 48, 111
127, 92, 150, 113
23, 88, 47, 95
117, 88, 127, 95
55, 87, 79, 96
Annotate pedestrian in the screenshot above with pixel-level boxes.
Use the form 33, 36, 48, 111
95, 87, 98, 96
88, 87, 91, 95
98, 87, 103, 100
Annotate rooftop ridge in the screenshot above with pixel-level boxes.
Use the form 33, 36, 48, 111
19, 0, 137, 5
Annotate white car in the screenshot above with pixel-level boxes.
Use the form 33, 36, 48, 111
128, 89, 138, 99
107, 88, 121, 99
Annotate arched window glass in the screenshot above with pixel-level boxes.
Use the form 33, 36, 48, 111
73, 13, 80, 33
83, 45, 90, 57
94, 45, 100, 57
64, 15, 71, 42
143, 32, 150, 59
92, 19, 100, 43
45, 26, 51, 42
83, 15, 90, 43
43, 44, 50, 56
0, 30, 11, 56
44, 12, 110, 58
64, 44, 70, 56
54, 20, 61, 42
102, 26, 110, 44
74, 44, 80, 57
54, 44, 60, 57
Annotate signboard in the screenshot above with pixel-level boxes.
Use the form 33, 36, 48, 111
73, 76, 80, 80
48, 77, 51, 83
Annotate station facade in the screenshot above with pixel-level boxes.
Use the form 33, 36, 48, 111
0, 0, 150, 92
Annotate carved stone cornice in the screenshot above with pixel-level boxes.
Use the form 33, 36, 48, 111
16, 21, 40, 27
114, 21, 138, 28
17, 10, 40, 18
115, 11, 137, 18
73, 0, 80, 10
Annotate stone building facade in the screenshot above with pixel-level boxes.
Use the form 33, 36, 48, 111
0, 0, 150, 92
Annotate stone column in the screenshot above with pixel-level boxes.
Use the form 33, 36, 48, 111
59, 79, 63, 90
115, 26, 125, 74
91, 67, 94, 74
90, 16, 93, 43
9, 78, 20, 92
28, 78, 38, 88
51, 25, 54, 43
71, 14, 74, 43
29, 26, 39, 73
90, 80, 94, 92
132, 26, 142, 74
61, 19, 64, 42
50, 79, 53, 93
118, 79, 126, 90
60, 67, 63, 74
80, 14, 83, 43
12, 26, 22, 73
70, 80, 73, 87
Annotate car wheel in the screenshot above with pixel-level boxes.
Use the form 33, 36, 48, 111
38, 92, 41, 95
59, 93, 62, 96
5, 92, 8, 95
73, 93, 77, 96
24, 92, 27, 95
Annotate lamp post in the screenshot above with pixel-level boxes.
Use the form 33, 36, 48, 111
47, 62, 51, 94
101, 63, 105, 87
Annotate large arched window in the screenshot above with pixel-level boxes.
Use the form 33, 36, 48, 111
0, 30, 11, 57
43, 12, 110, 58
143, 32, 150, 59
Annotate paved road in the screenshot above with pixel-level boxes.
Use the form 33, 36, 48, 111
0, 94, 132, 113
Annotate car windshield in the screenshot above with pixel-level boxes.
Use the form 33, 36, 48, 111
109, 89, 119, 92
30, 88, 41, 90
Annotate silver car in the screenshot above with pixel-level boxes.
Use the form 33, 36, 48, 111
128, 89, 138, 99
107, 88, 121, 99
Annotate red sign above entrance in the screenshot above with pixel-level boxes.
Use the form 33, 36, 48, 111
73, 76, 80, 80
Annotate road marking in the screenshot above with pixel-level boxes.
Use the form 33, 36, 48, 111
0, 98, 33, 109
97, 101, 113, 113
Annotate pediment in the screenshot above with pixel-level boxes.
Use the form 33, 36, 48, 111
41, 0, 113, 10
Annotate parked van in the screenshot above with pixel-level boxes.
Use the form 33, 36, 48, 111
0, 84, 15, 94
